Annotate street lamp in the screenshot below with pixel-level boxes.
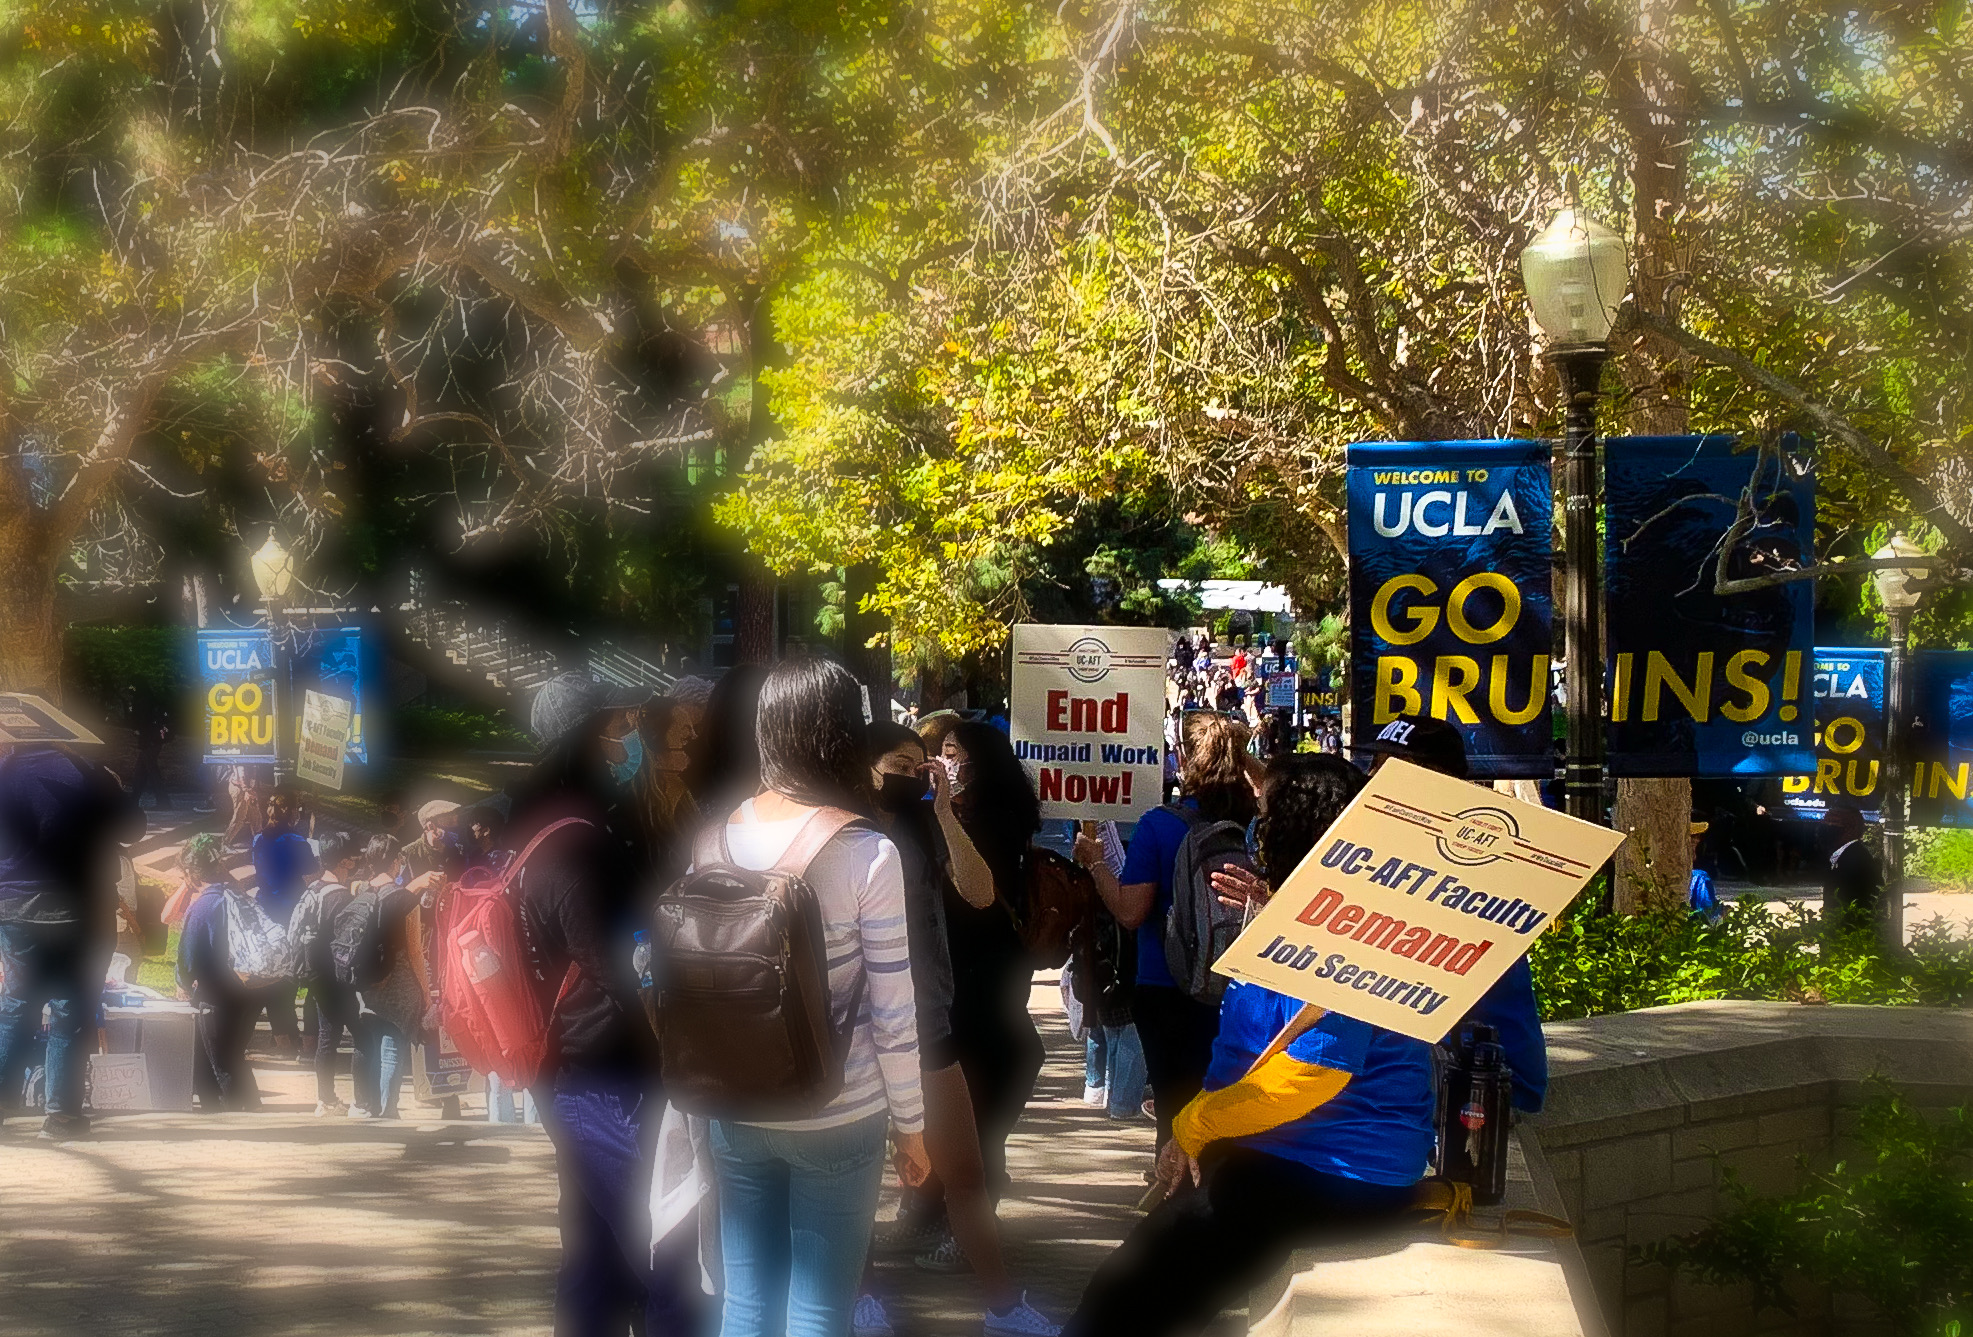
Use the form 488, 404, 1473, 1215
249, 532, 295, 604
1872, 533, 1929, 950
1522, 206, 1630, 826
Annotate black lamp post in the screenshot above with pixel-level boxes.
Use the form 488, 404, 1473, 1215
1872, 533, 1927, 952
1520, 207, 1630, 826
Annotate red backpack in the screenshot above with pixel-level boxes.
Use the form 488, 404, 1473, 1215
435, 817, 590, 1087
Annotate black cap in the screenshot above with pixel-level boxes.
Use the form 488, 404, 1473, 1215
1362, 714, 1469, 779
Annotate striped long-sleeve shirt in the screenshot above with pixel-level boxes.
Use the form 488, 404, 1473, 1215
722, 803, 924, 1134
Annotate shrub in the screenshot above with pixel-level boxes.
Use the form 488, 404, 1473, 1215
65, 626, 193, 725
1910, 828, 1973, 891
1642, 1078, 1973, 1337
394, 704, 530, 751
1528, 893, 1973, 1020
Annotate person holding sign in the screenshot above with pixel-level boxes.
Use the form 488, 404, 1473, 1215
1063, 755, 1434, 1337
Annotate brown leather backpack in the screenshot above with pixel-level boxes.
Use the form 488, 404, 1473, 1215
654, 807, 866, 1120
1018, 846, 1097, 970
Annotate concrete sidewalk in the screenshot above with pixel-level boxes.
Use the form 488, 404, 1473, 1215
0, 991, 1159, 1337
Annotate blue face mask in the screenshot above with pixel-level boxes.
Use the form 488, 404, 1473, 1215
609, 730, 645, 788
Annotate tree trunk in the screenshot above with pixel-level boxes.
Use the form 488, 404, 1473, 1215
843, 561, 892, 718
733, 567, 776, 665
0, 511, 64, 701
1610, 0, 1696, 911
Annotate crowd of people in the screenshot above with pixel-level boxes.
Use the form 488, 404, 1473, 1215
0, 654, 1563, 1337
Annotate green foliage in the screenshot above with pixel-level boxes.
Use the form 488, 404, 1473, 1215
1908, 829, 1973, 892
1642, 1078, 1973, 1337
63, 626, 191, 724
393, 704, 529, 752
1528, 896, 1973, 1021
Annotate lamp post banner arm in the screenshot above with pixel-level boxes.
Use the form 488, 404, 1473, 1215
1344, 439, 1554, 779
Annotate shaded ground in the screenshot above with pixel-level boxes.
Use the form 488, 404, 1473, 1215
0, 984, 1159, 1337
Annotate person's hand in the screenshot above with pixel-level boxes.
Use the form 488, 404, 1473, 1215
1211, 863, 1270, 912
922, 759, 953, 817
405, 870, 446, 895
1153, 1136, 1201, 1198
893, 1130, 931, 1188
1072, 826, 1105, 871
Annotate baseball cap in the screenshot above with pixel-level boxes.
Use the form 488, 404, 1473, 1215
1362, 714, 1469, 779
529, 671, 647, 746
417, 800, 461, 827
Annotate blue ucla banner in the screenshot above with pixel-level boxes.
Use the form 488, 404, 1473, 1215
1603, 435, 1815, 776
1781, 649, 1885, 822
287, 625, 371, 766
1911, 651, 1973, 829
197, 629, 277, 764
1346, 440, 1553, 778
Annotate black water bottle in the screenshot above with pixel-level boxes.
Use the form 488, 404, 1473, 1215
1435, 1024, 1514, 1206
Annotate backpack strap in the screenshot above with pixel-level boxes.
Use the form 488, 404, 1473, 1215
773, 806, 863, 880
498, 817, 596, 894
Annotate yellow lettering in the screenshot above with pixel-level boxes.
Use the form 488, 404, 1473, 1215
232, 682, 263, 715
207, 683, 234, 713
1845, 760, 1879, 797
1814, 758, 1841, 794
210, 718, 229, 746
1719, 649, 1770, 723
252, 716, 274, 746
231, 716, 251, 745
1431, 656, 1483, 724
1610, 653, 1633, 723
1824, 717, 1865, 755
1643, 651, 1713, 723
1445, 573, 1520, 645
1374, 657, 1423, 723
1933, 762, 1969, 802
1488, 654, 1547, 726
1371, 575, 1439, 647
1782, 773, 1810, 794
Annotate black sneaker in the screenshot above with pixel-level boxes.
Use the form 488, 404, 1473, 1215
38, 1113, 90, 1142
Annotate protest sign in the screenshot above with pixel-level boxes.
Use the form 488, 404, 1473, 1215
412, 1028, 483, 1102
1603, 435, 1816, 776
0, 694, 102, 745
1346, 440, 1553, 778
297, 690, 353, 791
1781, 649, 1885, 822
288, 625, 370, 765
198, 629, 277, 764
87, 1053, 151, 1111
1212, 759, 1625, 1043
1010, 624, 1170, 823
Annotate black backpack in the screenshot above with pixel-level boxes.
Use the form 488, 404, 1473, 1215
654, 808, 866, 1121
329, 888, 392, 988
1161, 804, 1256, 1006
286, 882, 347, 985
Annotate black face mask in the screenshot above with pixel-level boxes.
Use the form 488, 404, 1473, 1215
876, 770, 930, 812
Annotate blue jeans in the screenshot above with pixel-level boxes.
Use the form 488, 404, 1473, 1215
487, 1070, 538, 1124
1089, 1023, 1148, 1119
354, 1016, 407, 1117
538, 1067, 704, 1337
0, 921, 107, 1118
709, 1113, 889, 1337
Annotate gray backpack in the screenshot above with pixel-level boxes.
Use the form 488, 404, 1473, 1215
1161, 805, 1256, 1005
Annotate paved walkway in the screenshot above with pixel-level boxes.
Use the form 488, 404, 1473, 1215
0, 987, 1159, 1337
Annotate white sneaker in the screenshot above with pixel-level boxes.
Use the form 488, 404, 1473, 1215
348, 1106, 377, 1120
852, 1293, 896, 1337
985, 1293, 1061, 1335
914, 1232, 969, 1274
1082, 1083, 1108, 1107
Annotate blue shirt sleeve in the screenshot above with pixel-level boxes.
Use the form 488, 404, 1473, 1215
1285, 1009, 1375, 1075
1463, 956, 1547, 1113
1120, 809, 1175, 886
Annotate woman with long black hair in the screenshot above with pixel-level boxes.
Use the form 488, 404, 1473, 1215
708, 658, 930, 1337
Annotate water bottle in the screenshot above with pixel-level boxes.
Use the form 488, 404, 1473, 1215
1434, 1023, 1513, 1206
460, 929, 501, 984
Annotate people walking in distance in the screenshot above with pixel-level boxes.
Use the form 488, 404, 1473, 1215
510, 671, 700, 1337
175, 834, 264, 1113
346, 835, 433, 1120
251, 787, 317, 1060
0, 735, 142, 1139
854, 722, 1060, 1336
1078, 711, 1255, 1150
1064, 755, 1435, 1336
699, 658, 930, 1337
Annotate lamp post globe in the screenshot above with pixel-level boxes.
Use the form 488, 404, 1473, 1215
1520, 207, 1630, 350
250, 532, 295, 604
1872, 534, 1928, 612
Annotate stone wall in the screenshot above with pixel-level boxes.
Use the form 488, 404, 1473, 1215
1525, 1002, 1973, 1337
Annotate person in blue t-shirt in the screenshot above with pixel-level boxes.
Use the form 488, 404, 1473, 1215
1076, 710, 1257, 1149
1064, 755, 1434, 1337
249, 787, 318, 1059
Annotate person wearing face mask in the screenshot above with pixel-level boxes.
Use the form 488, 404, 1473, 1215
855, 724, 1059, 1336
507, 672, 700, 1337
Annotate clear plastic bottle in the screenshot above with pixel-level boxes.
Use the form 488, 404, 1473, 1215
460, 928, 501, 984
